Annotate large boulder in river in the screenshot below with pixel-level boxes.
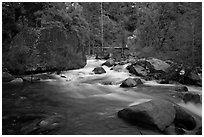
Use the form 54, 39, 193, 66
120, 78, 143, 87
134, 58, 170, 73
126, 64, 148, 77
118, 99, 176, 131
5, 26, 86, 74
102, 59, 115, 67
92, 67, 106, 74
146, 58, 170, 73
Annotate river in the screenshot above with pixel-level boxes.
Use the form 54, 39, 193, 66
2, 57, 202, 135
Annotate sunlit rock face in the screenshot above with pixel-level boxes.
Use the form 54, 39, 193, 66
5, 26, 86, 74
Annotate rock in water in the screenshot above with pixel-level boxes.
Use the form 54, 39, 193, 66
126, 64, 147, 77
10, 78, 23, 83
118, 99, 176, 131
92, 67, 106, 74
174, 105, 196, 130
146, 58, 170, 73
2, 72, 15, 82
120, 78, 143, 87
183, 93, 201, 104
174, 86, 188, 92
102, 59, 115, 67
5, 26, 86, 75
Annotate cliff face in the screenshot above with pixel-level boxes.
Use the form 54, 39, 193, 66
5, 26, 86, 74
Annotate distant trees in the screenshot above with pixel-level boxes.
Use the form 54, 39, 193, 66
2, 2, 202, 67
125, 2, 202, 67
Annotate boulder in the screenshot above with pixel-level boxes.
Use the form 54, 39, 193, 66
146, 58, 170, 73
126, 64, 147, 77
118, 99, 176, 131
183, 93, 201, 104
10, 78, 23, 83
174, 105, 196, 130
120, 78, 143, 87
134, 58, 170, 73
2, 72, 15, 82
102, 59, 115, 67
160, 64, 183, 82
5, 26, 86, 75
133, 78, 143, 85
174, 86, 188, 92
92, 67, 106, 74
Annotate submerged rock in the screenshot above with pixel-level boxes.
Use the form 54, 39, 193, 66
118, 99, 176, 131
92, 67, 106, 74
120, 78, 143, 87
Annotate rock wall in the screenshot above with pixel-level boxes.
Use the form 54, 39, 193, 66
5, 26, 86, 74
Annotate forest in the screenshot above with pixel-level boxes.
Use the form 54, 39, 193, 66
2, 2, 202, 70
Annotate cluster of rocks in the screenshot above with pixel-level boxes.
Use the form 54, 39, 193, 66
126, 57, 202, 87
118, 99, 201, 134
2, 71, 56, 83
97, 56, 202, 87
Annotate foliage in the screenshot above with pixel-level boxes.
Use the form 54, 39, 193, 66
2, 2, 202, 68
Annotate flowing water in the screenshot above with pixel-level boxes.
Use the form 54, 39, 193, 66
2, 57, 202, 135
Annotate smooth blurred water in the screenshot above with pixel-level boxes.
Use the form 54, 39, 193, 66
3, 57, 202, 134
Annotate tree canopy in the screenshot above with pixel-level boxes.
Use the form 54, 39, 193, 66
2, 2, 202, 67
